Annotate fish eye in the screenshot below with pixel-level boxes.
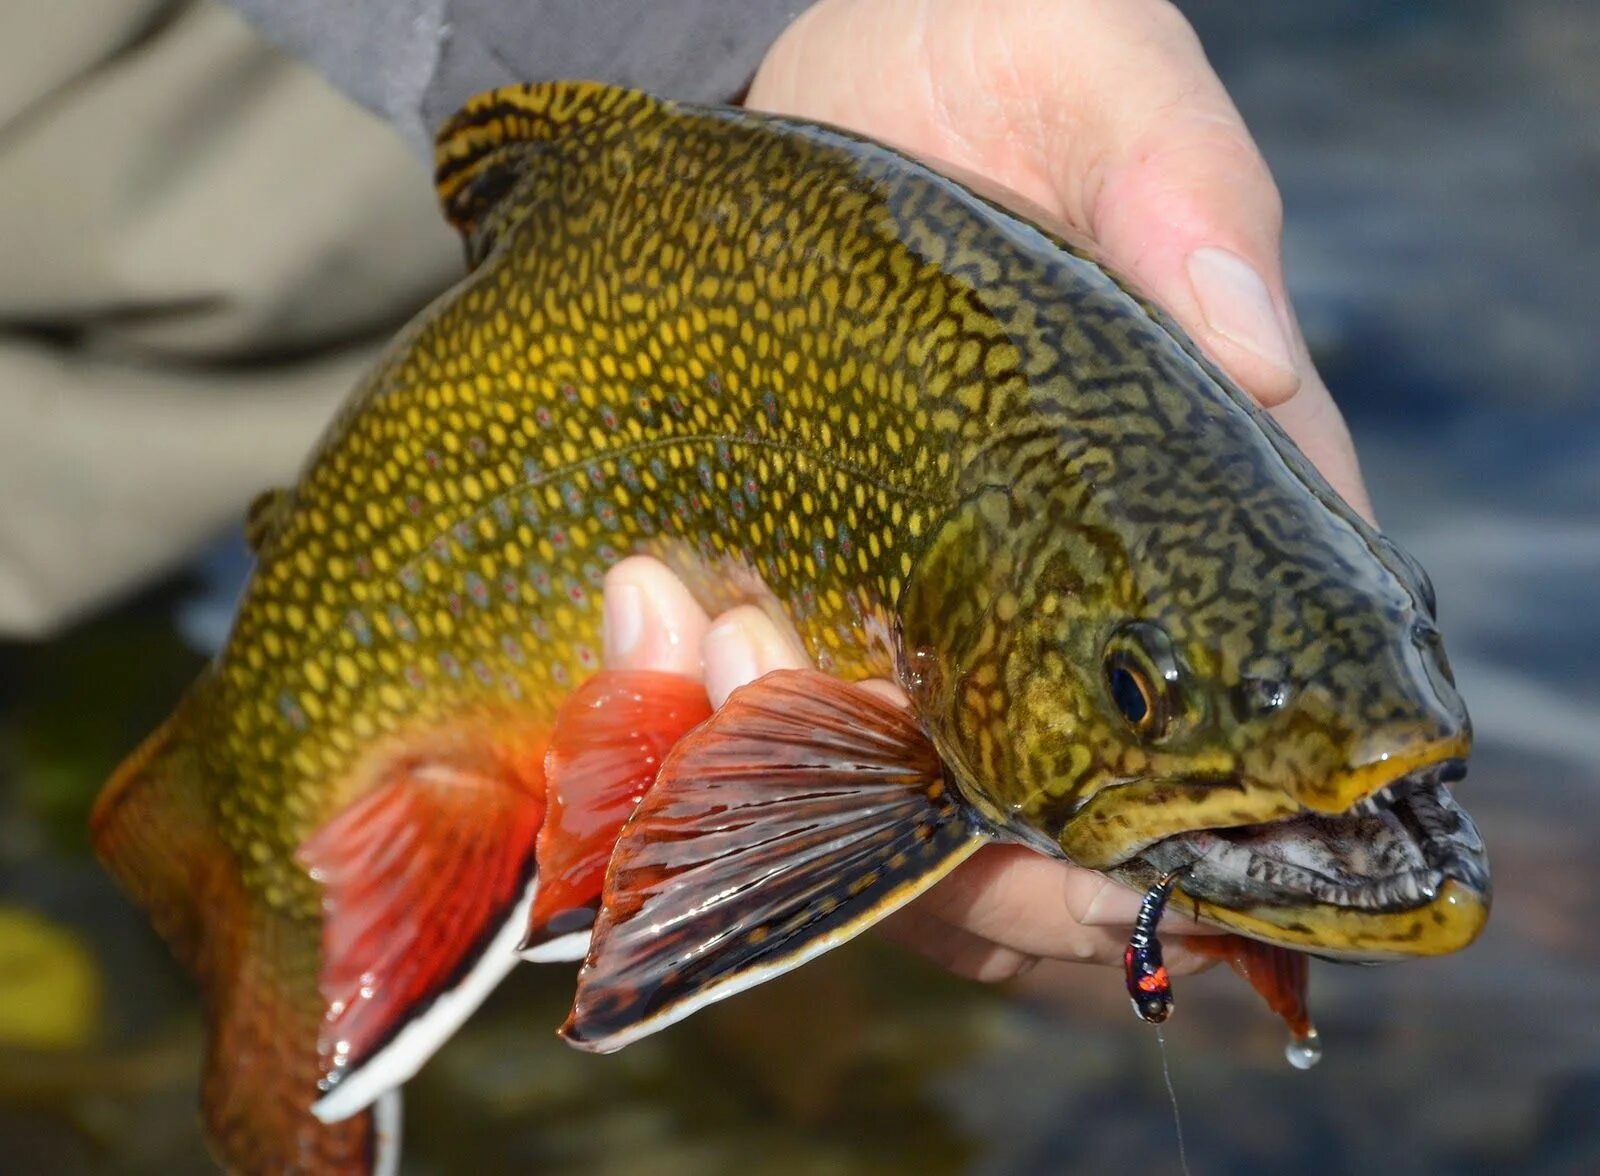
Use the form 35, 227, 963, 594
1107, 662, 1153, 728
1102, 622, 1183, 740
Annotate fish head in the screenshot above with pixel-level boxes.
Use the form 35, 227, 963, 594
904, 405, 1487, 961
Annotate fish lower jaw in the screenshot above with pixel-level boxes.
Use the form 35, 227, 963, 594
1124, 759, 1490, 958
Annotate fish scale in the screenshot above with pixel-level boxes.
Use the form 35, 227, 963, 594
217, 94, 1096, 913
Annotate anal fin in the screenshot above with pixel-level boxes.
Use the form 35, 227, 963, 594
524, 670, 712, 957
298, 737, 546, 1121
563, 669, 985, 1052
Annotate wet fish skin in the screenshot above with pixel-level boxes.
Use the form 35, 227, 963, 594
209, 82, 1463, 930
91, 81, 1484, 1173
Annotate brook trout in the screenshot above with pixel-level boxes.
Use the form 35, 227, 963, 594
92, 82, 1489, 1173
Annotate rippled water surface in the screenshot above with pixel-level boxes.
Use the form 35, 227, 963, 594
2, 1, 1595, 1171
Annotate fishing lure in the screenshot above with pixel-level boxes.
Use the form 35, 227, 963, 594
1124, 872, 1180, 1023
1124, 872, 1324, 1068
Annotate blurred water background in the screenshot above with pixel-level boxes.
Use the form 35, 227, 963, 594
2, 0, 1596, 1172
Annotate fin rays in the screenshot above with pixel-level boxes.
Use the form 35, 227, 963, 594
565, 670, 985, 1051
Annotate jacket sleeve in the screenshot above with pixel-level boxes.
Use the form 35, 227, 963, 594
227, 0, 807, 158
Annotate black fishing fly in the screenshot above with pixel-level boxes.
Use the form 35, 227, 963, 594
1124, 871, 1180, 1023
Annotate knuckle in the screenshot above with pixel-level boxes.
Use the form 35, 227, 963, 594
958, 945, 1036, 984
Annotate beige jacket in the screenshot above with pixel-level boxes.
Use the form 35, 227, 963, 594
0, 0, 460, 635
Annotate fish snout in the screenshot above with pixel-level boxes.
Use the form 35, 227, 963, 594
1236, 642, 1471, 814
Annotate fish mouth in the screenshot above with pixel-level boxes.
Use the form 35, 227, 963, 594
1111, 759, 1491, 960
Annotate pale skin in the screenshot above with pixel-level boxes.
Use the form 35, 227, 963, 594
605, 0, 1375, 984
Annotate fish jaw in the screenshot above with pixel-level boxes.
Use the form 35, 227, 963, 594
1162, 879, 1488, 961
1059, 733, 1473, 869
1061, 741, 1490, 960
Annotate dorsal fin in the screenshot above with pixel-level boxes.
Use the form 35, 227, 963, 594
244, 488, 288, 555
433, 82, 665, 265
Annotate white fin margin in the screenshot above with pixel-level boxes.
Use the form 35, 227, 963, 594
371, 1088, 402, 1176
569, 835, 987, 1054
519, 928, 592, 963
312, 874, 540, 1124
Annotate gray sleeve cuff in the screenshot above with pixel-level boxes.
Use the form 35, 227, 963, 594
228, 0, 807, 159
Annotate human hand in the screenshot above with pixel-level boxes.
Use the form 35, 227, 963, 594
601, 0, 1371, 986
743, 0, 1374, 980
746, 0, 1372, 517
601, 557, 1224, 984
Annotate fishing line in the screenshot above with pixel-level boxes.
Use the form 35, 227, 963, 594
1117, 864, 1201, 1174
1154, 1025, 1191, 1176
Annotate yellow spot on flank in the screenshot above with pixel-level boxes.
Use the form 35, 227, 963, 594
334, 656, 360, 689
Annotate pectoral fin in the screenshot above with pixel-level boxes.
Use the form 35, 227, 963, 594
524, 670, 712, 960
562, 669, 985, 1053
298, 737, 547, 1122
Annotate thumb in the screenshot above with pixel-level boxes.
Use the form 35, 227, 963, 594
1054, 59, 1373, 514
1081, 118, 1373, 516
1072, 100, 1303, 410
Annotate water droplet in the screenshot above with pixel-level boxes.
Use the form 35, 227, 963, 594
1285, 1028, 1322, 1070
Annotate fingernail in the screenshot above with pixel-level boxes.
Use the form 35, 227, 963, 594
703, 618, 760, 708
602, 582, 644, 664
1078, 882, 1147, 927
1186, 247, 1298, 383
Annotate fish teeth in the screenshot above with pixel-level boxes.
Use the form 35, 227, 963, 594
1352, 789, 1397, 818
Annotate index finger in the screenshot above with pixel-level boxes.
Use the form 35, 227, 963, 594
906, 844, 1226, 967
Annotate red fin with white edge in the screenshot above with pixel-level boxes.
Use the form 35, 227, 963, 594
1191, 935, 1315, 1040
298, 743, 546, 1122
562, 669, 986, 1053
523, 670, 712, 958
